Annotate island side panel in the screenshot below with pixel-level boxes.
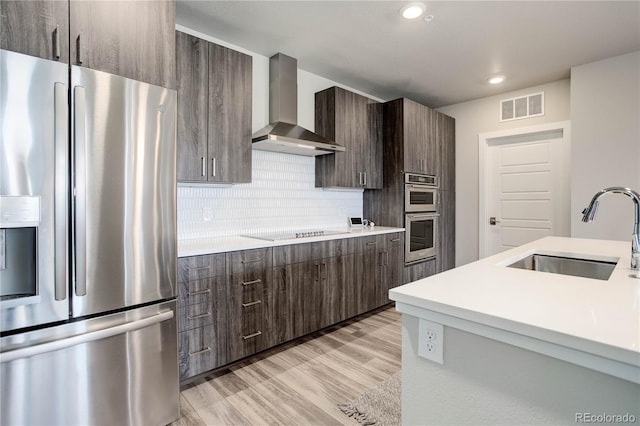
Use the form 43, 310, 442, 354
401, 314, 640, 425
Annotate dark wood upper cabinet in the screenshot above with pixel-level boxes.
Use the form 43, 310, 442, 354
386, 98, 441, 176
1, 0, 175, 89
0, 0, 69, 63
315, 86, 383, 189
176, 31, 208, 182
208, 43, 252, 184
176, 31, 252, 184
437, 111, 455, 192
69, 0, 175, 88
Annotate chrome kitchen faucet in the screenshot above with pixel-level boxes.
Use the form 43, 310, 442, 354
581, 187, 640, 274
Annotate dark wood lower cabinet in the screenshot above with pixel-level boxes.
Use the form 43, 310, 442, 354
403, 258, 437, 284
178, 276, 227, 379
380, 234, 404, 303
178, 232, 405, 382
179, 324, 224, 379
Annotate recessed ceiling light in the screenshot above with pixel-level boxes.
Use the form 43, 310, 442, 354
400, 2, 426, 20
489, 75, 505, 85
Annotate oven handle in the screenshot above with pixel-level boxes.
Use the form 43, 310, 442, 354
405, 184, 438, 190
407, 213, 440, 219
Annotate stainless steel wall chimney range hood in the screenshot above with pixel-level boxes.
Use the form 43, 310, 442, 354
252, 53, 345, 156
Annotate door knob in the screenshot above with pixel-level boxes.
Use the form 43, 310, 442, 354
489, 217, 500, 225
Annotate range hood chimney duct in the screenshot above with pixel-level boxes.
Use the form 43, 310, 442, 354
251, 53, 345, 156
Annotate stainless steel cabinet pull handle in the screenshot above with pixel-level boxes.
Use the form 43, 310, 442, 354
187, 265, 210, 271
201, 156, 206, 177
363, 172, 367, 186
76, 34, 82, 65
322, 263, 328, 280
52, 25, 60, 60
188, 346, 211, 357
242, 300, 262, 307
241, 258, 262, 264
54, 82, 68, 301
242, 331, 262, 340
188, 288, 211, 295
390, 238, 401, 242
187, 312, 211, 320
386, 252, 390, 266
212, 157, 216, 177
242, 279, 261, 286
316, 263, 320, 281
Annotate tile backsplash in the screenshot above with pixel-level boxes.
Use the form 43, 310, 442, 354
177, 150, 363, 240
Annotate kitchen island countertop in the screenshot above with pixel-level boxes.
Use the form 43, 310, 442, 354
390, 236, 640, 377
178, 226, 405, 257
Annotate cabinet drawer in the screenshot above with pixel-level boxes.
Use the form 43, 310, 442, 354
228, 274, 266, 303
179, 324, 226, 380
178, 302, 214, 332
227, 302, 265, 362
178, 254, 225, 282
273, 240, 343, 266
178, 275, 225, 306
227, 248, 272, 277
347, 234, 381, 254
386, 232, 404, 247
403, 258, 436, 284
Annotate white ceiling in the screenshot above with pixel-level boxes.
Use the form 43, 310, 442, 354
176, 1, 640, 108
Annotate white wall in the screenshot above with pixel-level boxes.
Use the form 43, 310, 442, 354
437, 80, 571, 266
570, 51, 640, 241
175, 25, 382, 240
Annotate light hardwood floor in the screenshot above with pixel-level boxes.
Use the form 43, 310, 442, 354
172, 306, 402, 426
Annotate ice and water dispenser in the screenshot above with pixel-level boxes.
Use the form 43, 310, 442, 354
0, 196, 39, 301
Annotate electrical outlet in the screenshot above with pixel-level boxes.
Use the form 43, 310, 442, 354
203, 207, 212, 222
426, 328, 437, 342
418, 319, 444, 364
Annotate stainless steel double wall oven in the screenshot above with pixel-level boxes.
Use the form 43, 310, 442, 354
404, 173, 439, 264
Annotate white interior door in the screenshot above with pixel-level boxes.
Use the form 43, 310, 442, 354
481, 124, 570, 257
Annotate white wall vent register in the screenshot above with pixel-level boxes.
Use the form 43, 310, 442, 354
500, 92, 544, 122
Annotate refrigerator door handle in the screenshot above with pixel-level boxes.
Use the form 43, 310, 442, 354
54, 82, 68, 301
0, 310, 174, 363
74, 85, 87, 297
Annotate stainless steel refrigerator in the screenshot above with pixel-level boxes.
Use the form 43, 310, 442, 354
0, 49, 179, 425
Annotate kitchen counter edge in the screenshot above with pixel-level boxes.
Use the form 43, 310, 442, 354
178, 227, 405, 257
389, 236, 640, 382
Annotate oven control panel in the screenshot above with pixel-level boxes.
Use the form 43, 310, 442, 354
405, 173, 438, 187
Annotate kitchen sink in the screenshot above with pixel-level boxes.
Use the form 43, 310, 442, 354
506, 253, 618, 281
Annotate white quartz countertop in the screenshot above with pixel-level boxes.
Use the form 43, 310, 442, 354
390, 236, 640, 367
178, 226, 405, 257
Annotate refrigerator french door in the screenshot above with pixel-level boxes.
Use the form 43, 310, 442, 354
0, 49, 179, 426
0, 49, 69, 331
